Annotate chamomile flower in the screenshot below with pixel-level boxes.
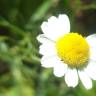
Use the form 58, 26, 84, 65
37, 14, 96, 89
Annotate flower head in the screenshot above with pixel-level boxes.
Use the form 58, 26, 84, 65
37, 14, 96, 89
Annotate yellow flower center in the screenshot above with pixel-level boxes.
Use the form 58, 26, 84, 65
56, 33, 90, 68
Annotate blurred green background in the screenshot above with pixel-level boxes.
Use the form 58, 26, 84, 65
0, 0, 96, 96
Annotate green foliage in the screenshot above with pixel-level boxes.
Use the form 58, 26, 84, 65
0, 0, 96, 96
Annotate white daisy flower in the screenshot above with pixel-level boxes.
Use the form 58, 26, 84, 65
37, 14, 96, 89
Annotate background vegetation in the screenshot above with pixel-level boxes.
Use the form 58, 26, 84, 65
0, 0, 96, 96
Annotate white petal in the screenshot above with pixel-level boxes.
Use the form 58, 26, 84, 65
41, 14, 70, 41
53, 62, 68, 77
84, 60, 96, 80
78, 70, 92, 89
86, 34, 96, 48
41, 22, 49, 36
39, 44, 56, 56
48, 16, 58, 24
90, 47, 96, 61
86, 34, 96, 61
41, 55, 60, 68
41, 20, 58, 41
58, 14, 70, 34
37, 34, 54, 44
39, 41, 56, 56
65, 68, 78, 87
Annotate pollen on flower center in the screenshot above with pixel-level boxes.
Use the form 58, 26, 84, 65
56, 33, 90, 68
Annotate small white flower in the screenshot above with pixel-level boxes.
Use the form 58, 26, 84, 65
37, 14, 96, 89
